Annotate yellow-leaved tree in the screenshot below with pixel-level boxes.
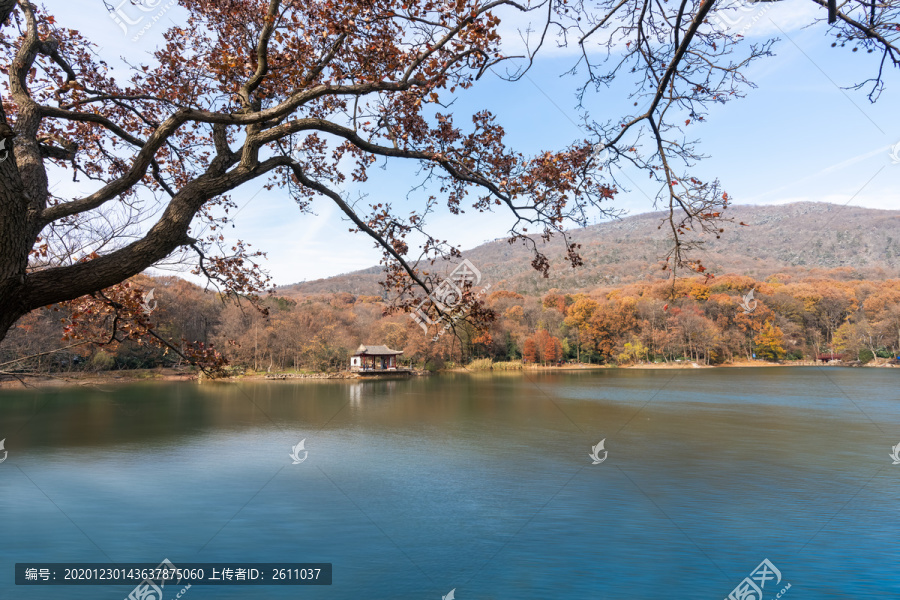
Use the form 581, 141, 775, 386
754, 321, 786, 361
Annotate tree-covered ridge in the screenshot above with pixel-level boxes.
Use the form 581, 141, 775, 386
3, 270, 898, 374
285, 202, 900, 297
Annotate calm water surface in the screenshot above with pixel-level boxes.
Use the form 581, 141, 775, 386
1, 368, 899, 599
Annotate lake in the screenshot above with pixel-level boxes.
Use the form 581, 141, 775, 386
1, 368, 898, 599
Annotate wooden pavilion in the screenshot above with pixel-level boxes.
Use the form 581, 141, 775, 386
350, 344, 404, 372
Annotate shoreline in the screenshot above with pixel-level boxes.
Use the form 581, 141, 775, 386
1, 359, 895, 390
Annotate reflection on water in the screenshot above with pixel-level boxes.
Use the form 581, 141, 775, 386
349, 383, 362, 408
0, 368, 898, 599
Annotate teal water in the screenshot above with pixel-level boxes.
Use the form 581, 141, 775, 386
1, 368, 898, 599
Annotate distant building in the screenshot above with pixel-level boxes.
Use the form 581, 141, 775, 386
350, 344, 404, 372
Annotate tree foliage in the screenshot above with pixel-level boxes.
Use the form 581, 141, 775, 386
6, 269, 898, 375
754, 320, 786, 361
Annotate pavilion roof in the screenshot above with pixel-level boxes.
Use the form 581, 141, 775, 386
353, 344, 404, 356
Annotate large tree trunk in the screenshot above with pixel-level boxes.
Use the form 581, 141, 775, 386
0, 146, 31, 344
0, 288, 27, 343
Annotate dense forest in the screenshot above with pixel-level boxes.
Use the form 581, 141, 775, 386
2, 268, 898, 375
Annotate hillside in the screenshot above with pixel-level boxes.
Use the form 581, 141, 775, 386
280, 202, 900, 296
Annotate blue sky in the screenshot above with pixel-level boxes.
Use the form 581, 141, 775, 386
48, 1, 900, 285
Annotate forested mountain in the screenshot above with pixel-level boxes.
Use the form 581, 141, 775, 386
284, 202, 900, 296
